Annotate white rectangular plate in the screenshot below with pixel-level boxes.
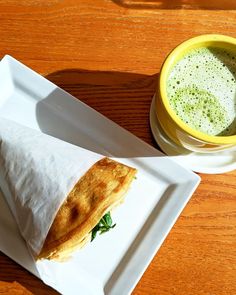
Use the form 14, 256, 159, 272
0, 55, 200, 295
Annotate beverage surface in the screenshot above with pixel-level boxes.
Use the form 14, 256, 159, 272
166, 46, 236, 136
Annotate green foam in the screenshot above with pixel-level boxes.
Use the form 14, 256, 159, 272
166, 47, 236, 136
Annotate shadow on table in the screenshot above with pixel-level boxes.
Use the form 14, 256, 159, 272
0, 254, 58, 295
36, 68, 160, 153
112, 0, 236, 10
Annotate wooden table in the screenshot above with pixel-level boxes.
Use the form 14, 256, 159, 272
0, 1, 236, 294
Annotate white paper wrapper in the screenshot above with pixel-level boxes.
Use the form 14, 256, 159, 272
0, 117, 103, 256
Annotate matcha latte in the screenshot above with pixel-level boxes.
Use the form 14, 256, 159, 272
166, 47, 236, 136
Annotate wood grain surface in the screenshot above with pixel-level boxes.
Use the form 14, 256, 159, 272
0, 1, 235, 294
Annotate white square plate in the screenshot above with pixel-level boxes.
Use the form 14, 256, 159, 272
0, 55, 200, 295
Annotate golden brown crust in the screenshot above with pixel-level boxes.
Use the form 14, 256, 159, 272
38, 157, 137, 260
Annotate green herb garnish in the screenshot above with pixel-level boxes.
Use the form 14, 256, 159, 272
91, 212, 116, 242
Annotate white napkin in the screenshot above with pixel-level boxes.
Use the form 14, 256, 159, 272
0, 117, 103, 256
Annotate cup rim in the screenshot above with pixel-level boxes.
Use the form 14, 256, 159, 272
159, 34, 236, 145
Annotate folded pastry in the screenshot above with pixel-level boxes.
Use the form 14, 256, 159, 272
0, 118, 137, 261
38, 157, 137, 261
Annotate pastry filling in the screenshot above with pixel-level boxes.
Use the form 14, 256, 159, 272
91, 211, 116, 241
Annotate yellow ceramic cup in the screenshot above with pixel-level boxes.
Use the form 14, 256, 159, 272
156, 34, 236, 153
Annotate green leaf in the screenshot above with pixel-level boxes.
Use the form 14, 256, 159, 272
99, 226, 109, 231
90, 211, 116, 242
103, 212, 112, 227
100, 218, 108, 227
91, 227, 98, 241
99, 227, 109, 234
